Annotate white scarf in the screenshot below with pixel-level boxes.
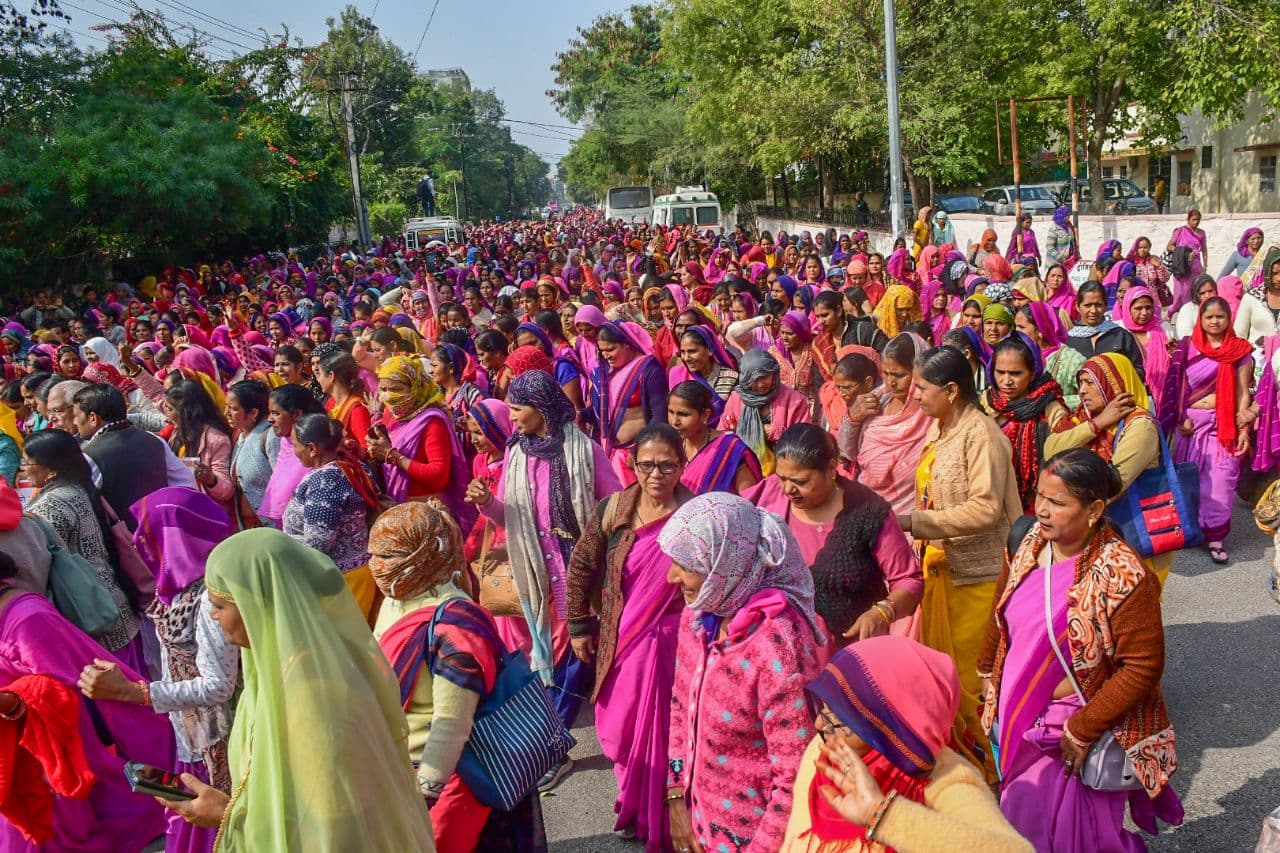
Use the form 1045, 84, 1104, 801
503, 423, 596, 681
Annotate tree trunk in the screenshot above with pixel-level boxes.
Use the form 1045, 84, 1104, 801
1087, 134, 1105, 215
781, 170, 792, 214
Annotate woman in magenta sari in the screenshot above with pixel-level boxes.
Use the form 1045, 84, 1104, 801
567, 424, 693, 850
463, 398, 532, 656
1044, 262, 1077, 319
596, 320, 668, 487
980, 450, 1182, 852
0, 554, 173, 852
1172, 297, 1254, 563
667, 380, 760, 495
465, 370, 621, 751
1165, 209, 1207, 313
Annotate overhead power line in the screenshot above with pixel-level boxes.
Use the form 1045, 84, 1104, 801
412, 0, 442, 64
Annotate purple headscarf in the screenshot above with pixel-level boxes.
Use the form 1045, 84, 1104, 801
1238, 227, 1263, 258
1052, 204, 1072, 230
131, 487, 236, 605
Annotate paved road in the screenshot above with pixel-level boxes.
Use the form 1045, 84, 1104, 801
543, 502, 1280, 851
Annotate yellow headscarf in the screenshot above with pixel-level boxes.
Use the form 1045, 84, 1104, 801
0, 402, 23, 454
1013, 276, 1047, 302
376, 355, 443, 421
872, 284, 922, 338
395, 326, 425, 354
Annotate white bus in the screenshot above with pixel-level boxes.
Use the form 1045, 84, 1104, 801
604, 185, 653, 224
652, 186, 721, 230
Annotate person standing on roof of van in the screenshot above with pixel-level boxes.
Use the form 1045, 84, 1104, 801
418, 168, 436, 217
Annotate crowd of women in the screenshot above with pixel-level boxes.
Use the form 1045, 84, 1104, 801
1, 202, 1277, 852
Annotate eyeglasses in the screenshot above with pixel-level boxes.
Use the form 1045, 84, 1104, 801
47, 405, 68, 416
634, 460, 679, 477
816, 711, 851, 743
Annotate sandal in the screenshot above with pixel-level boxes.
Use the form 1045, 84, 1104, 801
1209, 542, 1228, 564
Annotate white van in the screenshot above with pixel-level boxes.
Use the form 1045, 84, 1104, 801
403, 216, 462, 250
652, 187, 721, 229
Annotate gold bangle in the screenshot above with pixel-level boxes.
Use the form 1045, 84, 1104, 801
136, 680, 151, 707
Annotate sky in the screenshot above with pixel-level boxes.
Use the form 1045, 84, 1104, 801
59, 0, 630, 168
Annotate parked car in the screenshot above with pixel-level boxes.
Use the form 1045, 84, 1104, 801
877, 190, 914, 223
1046, 179, 1155, 215
936, 194, 984, 214
981, 185, 1059, 216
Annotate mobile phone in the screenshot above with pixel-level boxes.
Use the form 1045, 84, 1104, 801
124, 762, 197, 800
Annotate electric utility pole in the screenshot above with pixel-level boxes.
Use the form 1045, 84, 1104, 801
884, 0, 906, 239
338, 72, 372, 248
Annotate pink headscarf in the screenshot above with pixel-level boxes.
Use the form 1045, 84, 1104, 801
1027, 301, 1067, 356
1217, 274, 1245, 316
1118, 285, 1172, 410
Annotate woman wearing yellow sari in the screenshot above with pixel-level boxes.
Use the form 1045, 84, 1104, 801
156, 528, 435, 851
900, 346, 1022, 780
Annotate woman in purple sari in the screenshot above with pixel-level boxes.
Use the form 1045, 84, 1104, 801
979, 450, 1182, 852
1165, 209, 1208, 313
0, 554, 174, 852
80, 487, 239, 853
566, 424, 694, 849
1172, 297, 1254, 563
667, 380, 761, 495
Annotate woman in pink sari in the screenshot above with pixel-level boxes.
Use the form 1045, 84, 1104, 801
979, 450, 1182, 851
1165, 209, 1207, 313
566, 424, 694, 850
259, 384, 324, 527
1117, 286, 1174, 412
0, 558, 173, 852
667, 380, 760, 494
596, 321, 669, 486
721, 348, 812, 476
840, 333, 932, 516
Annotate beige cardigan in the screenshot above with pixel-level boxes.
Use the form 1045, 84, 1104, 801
782, 740, 1032, 853
908, 404, 1022, 585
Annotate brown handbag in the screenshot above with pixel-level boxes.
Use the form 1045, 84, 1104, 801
473, 520, 522, 617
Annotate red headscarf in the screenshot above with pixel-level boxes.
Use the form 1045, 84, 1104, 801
506, 344, 554, 378
1191, 301, 1253, 451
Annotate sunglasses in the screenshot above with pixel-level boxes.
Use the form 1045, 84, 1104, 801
634, 460, 679, 477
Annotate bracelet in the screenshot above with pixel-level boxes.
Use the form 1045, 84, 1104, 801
1086, 417, 1101, 438
865, 789, 899, 843
877, 598, 896, 620
135, 679, 152, 706
0, 697, 25, 720
869, 603, 893, 625
664, 789, 685, 802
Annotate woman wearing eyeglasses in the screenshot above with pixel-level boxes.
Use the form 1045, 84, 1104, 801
567, 423, 695, 849
782, 636, 1031, 852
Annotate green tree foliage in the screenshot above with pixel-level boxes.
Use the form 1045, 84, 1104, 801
0, 12, 349, 285
549, 4, 729, 201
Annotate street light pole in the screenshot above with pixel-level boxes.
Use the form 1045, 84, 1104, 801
883, 0, 905, 240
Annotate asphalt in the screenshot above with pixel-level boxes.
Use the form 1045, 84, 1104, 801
542, 501, 1280, 852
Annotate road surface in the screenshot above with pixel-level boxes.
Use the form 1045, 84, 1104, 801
543, 501, 1280, 851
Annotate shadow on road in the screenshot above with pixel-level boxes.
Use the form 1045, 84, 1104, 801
1153, 615, 1280, 850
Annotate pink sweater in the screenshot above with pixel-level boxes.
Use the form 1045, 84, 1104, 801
668, 589, 827, 853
